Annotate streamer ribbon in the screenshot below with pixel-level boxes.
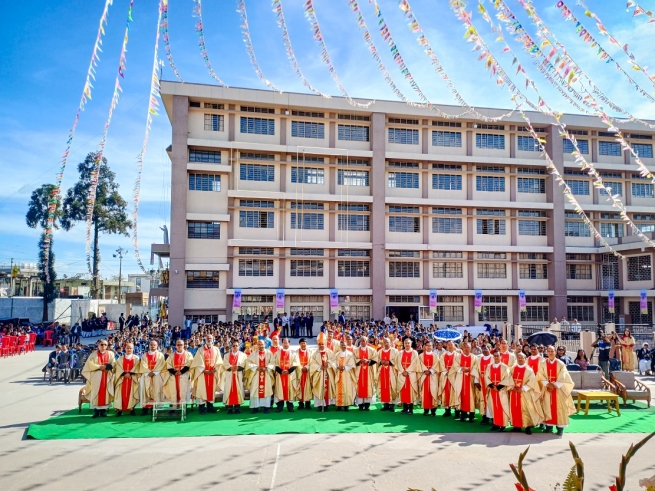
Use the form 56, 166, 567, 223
133, 0, 164, 274
85, 0, 134, 274
43, 0, 114, 282
160, 0, 183, 82
303, 0, 374, 107
237, 0, 281, 92
193, 0, 227, 86
625, 1, 655, 23
272, 0, 330, 97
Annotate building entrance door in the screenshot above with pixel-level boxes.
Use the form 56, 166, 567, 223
386, 305, 418, 324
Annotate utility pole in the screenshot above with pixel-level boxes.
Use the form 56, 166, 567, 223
113, 247, 126, 304
9, 258, 14, 297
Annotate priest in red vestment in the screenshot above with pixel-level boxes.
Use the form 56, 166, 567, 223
539, 346, 576, 436
455, 341, 480, 422
274, 338, 299, 412
113, 342, 139, 416
354, 336, 378, 411
294, 338, 313, 409
484, 350, 511, 431
245, 339, 275, 413
137, 339, 166, 416
397, 338, 420, 414
507, 352, 543, 435
477, 344, 493, 424
162, 339, 194, 410
376, 337, 399, 412
418, 340, 439, 416
438, 340, 460, 417
82, 339, 115, 418
526, 344, 543, 376
498, 339, 516, 367
190, 334, 224, 415
222, 340, 248, 414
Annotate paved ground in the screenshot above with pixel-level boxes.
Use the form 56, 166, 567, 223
1, 347, 654, 491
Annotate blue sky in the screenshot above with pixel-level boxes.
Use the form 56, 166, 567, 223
0, 0, 652, 279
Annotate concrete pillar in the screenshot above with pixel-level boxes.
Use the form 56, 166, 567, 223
169, 95, 189, 328
370, 112, 387, 320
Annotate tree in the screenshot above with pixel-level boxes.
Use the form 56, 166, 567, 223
61, 152, 132, 299
26, 184, 62, 321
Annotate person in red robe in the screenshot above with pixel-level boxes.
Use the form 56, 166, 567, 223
418, 340, 439, 416
113, 342, 139, 416
477, 344, 493, 425
438, 340, 460, 417
294, 338, 313, 409
485, 350, 511, 432
527, 344, 543, 376
376, 337, 399, 412
162, 339, 194, 412
397, 338, 420, 415
498, 339, 516, 367
326, 330, 336, 351
455, 341, 480, 423
507, 352, 543, 435
274, 338, 299, 412
539, 346, 576, 436
354, 336, 377, 411
222, 340, 247, 414
82, 339, 115, 418
190, 334, 224, 415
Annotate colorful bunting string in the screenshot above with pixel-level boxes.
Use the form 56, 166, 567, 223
449, 0, 623, 257
84, 0, 134, 274
625, 0, 655, 23
271, 0, 330, 98
555, 0, 655, 101
514, 0, 655, 128
478, 0, 655, 251
193, 0, 227, 86
237, 0, 281, 92
42, 0, 114, 283
133, 0, 164, 274
303, 0, 374, 108
393, 0, 516, 121
160, 0, 183, 82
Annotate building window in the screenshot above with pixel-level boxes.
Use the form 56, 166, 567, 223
204, 114, 224, 131
291, 167, 325, 184
478, 263, 507, 278
389, 262, 420, 278
290, 260, 324, 277
338, 249, 370, 257
388, 128, 419, 145
476, 176, 505, 192
291, 213, 324, 230
478, 305, 508, 322
186, 270, 220, 289
238, 259, 274, 277
563, 139, 589, 154
433, 262, 463, 278
476, 133, 505, 149
289, 248, 324, 256
600, 182, 622, 197
338, 170, 370, 186
629, 301, 652, 325
600, 222, 624, 238
239, 247, 275, 255
389, 250, 420, 258
564, 221, 590, 237
291, 121, 324, 139
189, 149, 221, 163
388, 172, 419, 188
240, 117, 275, 135
632, 183, 655, 198
432, 131, 462, 147
432, 217, 462, 234
567, 264, 592, 279
565, 180, 590, 195
338, 260, 370, 277
240, 152, 275, 161
627, 255, 652, 281
519, 263, 548, 279
476, 218, 506, 235
521, 306, 550, 322
517, 177, 545, 194
187, 221, 220, 239
434, 251, 463, 258
435, 306, 465, 322
241, 106, 275, 114
567, 305, 594, 322
432, 174, 462, 190
338, 214, 370, 231
518, 220, 547, 236
239, 200, 274, 228
517, 135, 539, 151
292, 155, 325, 164
389, 216, 420, 233
633, 143, 653, 158
388, 295, 421, 303
188, 173, 221, 192
339, 114, 370, 121
338, 124, 369, 142
599, 141, 621, 156
240, 164, 274, 182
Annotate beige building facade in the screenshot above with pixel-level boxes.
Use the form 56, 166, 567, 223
155, 81, 655, 328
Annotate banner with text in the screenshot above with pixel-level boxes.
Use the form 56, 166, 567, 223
474, 290, 483, 313
429, 290, 438, 314
330, 289, 339, 314
276, 289, 285, 314
233, 289, 242, 314
518, 290, 527, 312
641, 290, 648, 314
608, 291, 615, 314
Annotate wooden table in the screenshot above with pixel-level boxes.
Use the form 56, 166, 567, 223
576, 391, 621, 416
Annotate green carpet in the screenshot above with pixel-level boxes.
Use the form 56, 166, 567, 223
26, 401, 654, 440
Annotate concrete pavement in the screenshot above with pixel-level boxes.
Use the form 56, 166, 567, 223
1, 347, 654, 491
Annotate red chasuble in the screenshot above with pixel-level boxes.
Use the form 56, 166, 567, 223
422, 353, 434, 409
479, 356, 492, 411
400, 351, 413, 403
257, 351, 267, 398
120, 356, 134, 411
279, 350, 291, 401
378, 350, 393, 403
442, 352, 455, 406
326, 340, 335, 351
545, 360, 559, 426
346, 346, 354, 353
298, 350, 309, 401
173, 352, 186, 402
509, 365, 526, 427
489, 365, 505, 427
203, 348, 215, 402
357, 347, 369, 398
527, 356, 541, 375
269, 346, 279, 356
500, 351, 511, 366
97, 351, 109, 407
227, 352, 240, 405
459, 354, 473, 411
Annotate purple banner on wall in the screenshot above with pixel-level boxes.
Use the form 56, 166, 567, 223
330, 289, 339, 314
233, 289, 242, 314
474, 290, 483, 313
518, 290, 526, 312
640, 290, 648, 315
276, 289, 285, 314
608, 291, 615, 314
429, 290, 437, 314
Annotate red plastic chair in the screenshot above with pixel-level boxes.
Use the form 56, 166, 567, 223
28, 333, 37, 352
0, 337, 10, 358
18, 335, 28, 355
42, 330, 54, 347
7, 336, 17, 356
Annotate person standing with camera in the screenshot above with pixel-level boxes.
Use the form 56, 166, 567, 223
592, 333, 611, 378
